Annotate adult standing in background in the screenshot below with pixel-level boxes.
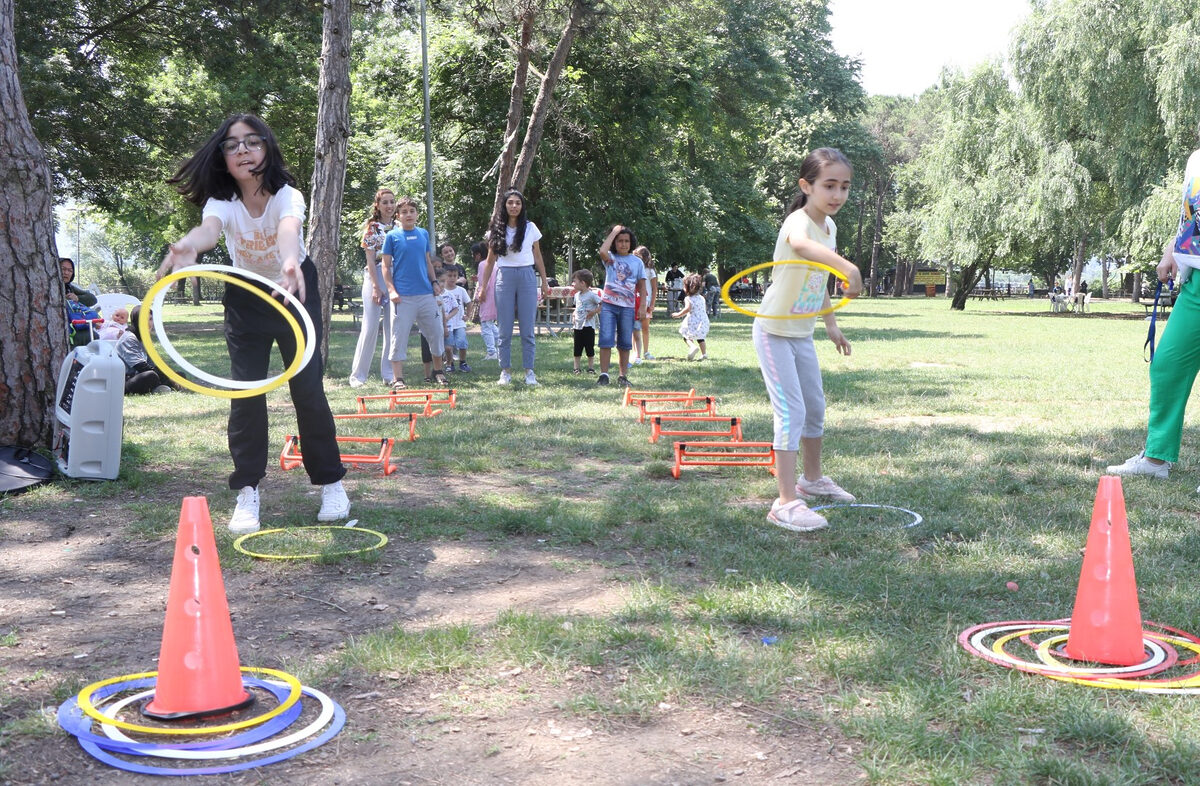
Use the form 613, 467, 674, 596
702, 267, 721, 317
475, 189, 551, 387
348, 188, 396, 388
665, 262, 684, 313
436, 243, 467, 287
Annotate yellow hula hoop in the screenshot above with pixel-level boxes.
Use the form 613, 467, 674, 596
139, 267, 310, 399
233, 526, 388, 560
75, 666, 302, 735
720, 260, 853, 320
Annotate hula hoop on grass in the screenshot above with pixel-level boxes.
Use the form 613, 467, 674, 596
140, 265, 315, 399
75, 666, 302, 735
720, 260, 853, 320
808, 503, 924, 529
233, 525, 388, 560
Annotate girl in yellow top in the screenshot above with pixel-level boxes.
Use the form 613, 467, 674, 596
755, 148, 863, 532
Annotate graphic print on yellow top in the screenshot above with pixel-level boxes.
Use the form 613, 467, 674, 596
756, 209, 836, 339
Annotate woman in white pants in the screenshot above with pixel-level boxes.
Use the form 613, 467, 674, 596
348, 188, 396, 387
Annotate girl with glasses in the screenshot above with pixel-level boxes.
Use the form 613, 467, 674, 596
157, 113, 349, 534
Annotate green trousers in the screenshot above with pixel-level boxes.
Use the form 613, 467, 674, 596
1146, 273, 1200, 462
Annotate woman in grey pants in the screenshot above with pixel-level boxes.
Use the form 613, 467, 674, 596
474, 189, 551, 386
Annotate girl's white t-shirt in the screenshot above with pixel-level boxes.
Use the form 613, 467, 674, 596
494, 221, 543, 268
202, 185, 307, 284
756, 209, 836, 339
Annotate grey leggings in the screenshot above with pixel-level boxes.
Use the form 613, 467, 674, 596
495, 265, 538, 371
752, 321, 825, 451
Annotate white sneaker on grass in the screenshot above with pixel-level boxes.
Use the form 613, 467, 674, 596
228, 486, 260, 534
767, 499, 828, 532
317, 480, 350, 522
795, 475, 856, 502
498, 369, 512, 386
348, 377, 365, 388
524, 369, 538, 386
1106, 451, 1170, 478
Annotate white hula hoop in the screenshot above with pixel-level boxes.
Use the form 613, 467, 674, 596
151, 264, 316, 390
808, 503, 924, 529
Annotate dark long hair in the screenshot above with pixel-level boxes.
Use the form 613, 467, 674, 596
786, 148, 852, 215
488, 189, 529, 257
167, 113, 296, 206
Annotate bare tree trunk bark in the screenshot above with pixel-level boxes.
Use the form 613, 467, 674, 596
1069, 236, 1086, 294
492, 10, 534, 217
1101, 254, 1110, 298
511, 0, 586, 192
853, 192, 865, 289
0, 0, 64, 448
309, 0, 353, 366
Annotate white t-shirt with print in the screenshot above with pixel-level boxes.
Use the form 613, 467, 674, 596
757, 209, 835, 339
202, 185, 307, 285
441, 286, 471, 330
494, 221, 543, 268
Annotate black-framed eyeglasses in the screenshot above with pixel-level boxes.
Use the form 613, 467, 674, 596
220, 134, 265, 155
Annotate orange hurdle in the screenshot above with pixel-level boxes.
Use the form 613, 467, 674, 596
333, 411, 425, 441
622, 388, 698, 407
355, 393, 441, 417
360, 388, 457, 411
280, 435, 397, 476
671, 440, 775, 479
638, 396, 717, 423
649, 415, 743, 444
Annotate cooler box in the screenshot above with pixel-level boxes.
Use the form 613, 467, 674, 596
55, 340, 124, 480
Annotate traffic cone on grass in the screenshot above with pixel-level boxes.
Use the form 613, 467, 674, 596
1063, 476, 1145, 666
142, 496, 253, 720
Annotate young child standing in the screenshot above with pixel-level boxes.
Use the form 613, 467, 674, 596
158, 113, 348, 533
672, 273, 710, 360
440, 270, 472, 372
756, 148, 863, 532
472, 241, 500, 362
596, 224, 650, 388
571, 269, 601, 373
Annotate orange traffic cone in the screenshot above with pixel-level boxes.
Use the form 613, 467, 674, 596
1063, 476, 1145, 666
142, 496, 252, 720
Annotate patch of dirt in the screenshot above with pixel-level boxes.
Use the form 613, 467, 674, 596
0, 500, 865, 785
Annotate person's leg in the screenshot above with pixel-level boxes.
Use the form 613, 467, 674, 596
573, 329, 584, 371
584, 327, 596, 370
390, 297, 419, 385
415, 295, 447, 378
753, 322, 806, 503
481, 320, 498, 358
513, 267, 538, 372
642, 316, 652, 358
632, 321, 642, 362
124, 370, 160, 395
598, 302, 617, 380
494, 268, 517, 373
349, 271, 381, 383
698, 338, 707, 357
616, 305, 634, 377
1146, 277, 1200, 462
224, 293, 277, 491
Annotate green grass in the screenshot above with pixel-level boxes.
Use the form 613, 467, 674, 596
7, 295, 1200, 783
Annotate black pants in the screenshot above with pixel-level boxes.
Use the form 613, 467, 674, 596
224, 258, 345, 490
573, 327, 595, 358
125, 370, 161, 395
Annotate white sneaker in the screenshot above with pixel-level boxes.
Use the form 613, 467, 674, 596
348, 377, 365, 388
687, 346, 700, 361
1106, 451, 1170, 478
767, 498, 828, 532
498, 369, 512, 386
228, 486, 260, 534
795, 475, 856, 502
484, 352, 499, 362
631, 356, 642, 365
643, 352, 655, 360
317, 480, 350, 522
524, 369, 538, 386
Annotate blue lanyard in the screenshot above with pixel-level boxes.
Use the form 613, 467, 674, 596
1145, 279, 1174, 362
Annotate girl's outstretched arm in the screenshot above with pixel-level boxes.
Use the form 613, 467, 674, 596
157, 216, 223, 278
672, 300, 691, 319
598, 225, 622, 265
787, 234, 862, 297
276, 216, 305, 302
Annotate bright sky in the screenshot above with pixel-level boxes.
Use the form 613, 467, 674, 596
828, 0, 1033, 97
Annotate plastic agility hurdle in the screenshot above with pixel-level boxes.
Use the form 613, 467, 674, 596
671, 440, 775, 479
638, 396, 717, 424
622, 388, 698, 408
354, 393, 442, 417
332, 411, 425, 441
360, 388, 457, 411
649, 415, 743, 444
281, 435, 397, 476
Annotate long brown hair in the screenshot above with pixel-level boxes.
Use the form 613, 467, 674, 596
362, 188, 396, 235
787, 148, 852, 215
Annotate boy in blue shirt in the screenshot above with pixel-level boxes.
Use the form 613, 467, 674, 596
382, 197, 447, 388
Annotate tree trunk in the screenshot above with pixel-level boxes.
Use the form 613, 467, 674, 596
1132, 271, 1142, 303
309, 0, 353, 366
511, 0, 586, 193
868, 176, 887, 299
950, 262, 987, 310
1069, 236, 1086, 294
853, 192, 865, 290
491, 11, 534, 218
0, 0, 64, 448
1101, 254, 1110, 298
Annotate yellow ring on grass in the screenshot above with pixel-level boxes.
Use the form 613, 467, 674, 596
75, 666, 302, 735
139, 267, 310, 399
720, 260, 852, 320
233, 526, 388, 560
